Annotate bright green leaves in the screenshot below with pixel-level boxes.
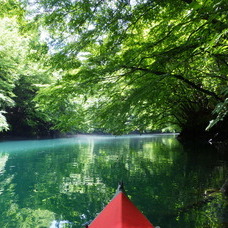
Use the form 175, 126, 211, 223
0, 111, 9, 131
25, 0, 228, 137
189, 1, 202, 10
207, 88, 228, 130
0, 2, 53, 134
0, 0, 24, 19
34, 82, 93, 133
0, 17, 21, 131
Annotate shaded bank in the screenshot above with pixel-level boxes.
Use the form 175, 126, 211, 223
178, 116, 228, 143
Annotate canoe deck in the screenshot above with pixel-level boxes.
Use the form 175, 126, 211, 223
88, 184, 155, 228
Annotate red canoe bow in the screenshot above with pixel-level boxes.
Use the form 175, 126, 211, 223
88, 184, 155, 228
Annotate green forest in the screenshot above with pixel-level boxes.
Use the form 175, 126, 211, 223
0, 0, 227, 142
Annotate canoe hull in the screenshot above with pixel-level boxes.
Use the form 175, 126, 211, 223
88, 191, 154, 228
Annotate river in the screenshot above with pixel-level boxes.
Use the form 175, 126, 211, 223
0, 134, 227, 227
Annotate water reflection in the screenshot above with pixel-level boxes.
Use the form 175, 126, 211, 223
0, 134, 227, 227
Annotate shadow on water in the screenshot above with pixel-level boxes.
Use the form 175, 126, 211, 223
0, 134, 227, 227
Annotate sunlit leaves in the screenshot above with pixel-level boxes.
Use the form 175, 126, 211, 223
34, 82, 94, 133
30, 0, 228, 136
0, 0, 24, 19
0, 3, 53, 134
0, 111, 9, 131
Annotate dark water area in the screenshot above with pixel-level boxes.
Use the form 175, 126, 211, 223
0, 134, 228, 227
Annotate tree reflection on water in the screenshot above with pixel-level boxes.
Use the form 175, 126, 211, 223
0, 135, 227, 227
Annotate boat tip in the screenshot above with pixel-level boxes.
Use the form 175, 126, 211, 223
117, 181, 125, 193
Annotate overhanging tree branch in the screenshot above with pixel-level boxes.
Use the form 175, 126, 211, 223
123, 66, 223, 101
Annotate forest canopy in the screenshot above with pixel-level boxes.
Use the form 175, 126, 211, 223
0, 0, 227, 140
0, 0, 52, 136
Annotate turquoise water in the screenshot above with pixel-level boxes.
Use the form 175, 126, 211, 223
0, 134, 227, 227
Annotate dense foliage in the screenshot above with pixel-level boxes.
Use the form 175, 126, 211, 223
0, 0, 53, 136
30, 0, 227, 139
0, 0, 227, 139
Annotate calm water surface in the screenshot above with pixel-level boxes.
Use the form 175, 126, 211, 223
0, 134, 227, 228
